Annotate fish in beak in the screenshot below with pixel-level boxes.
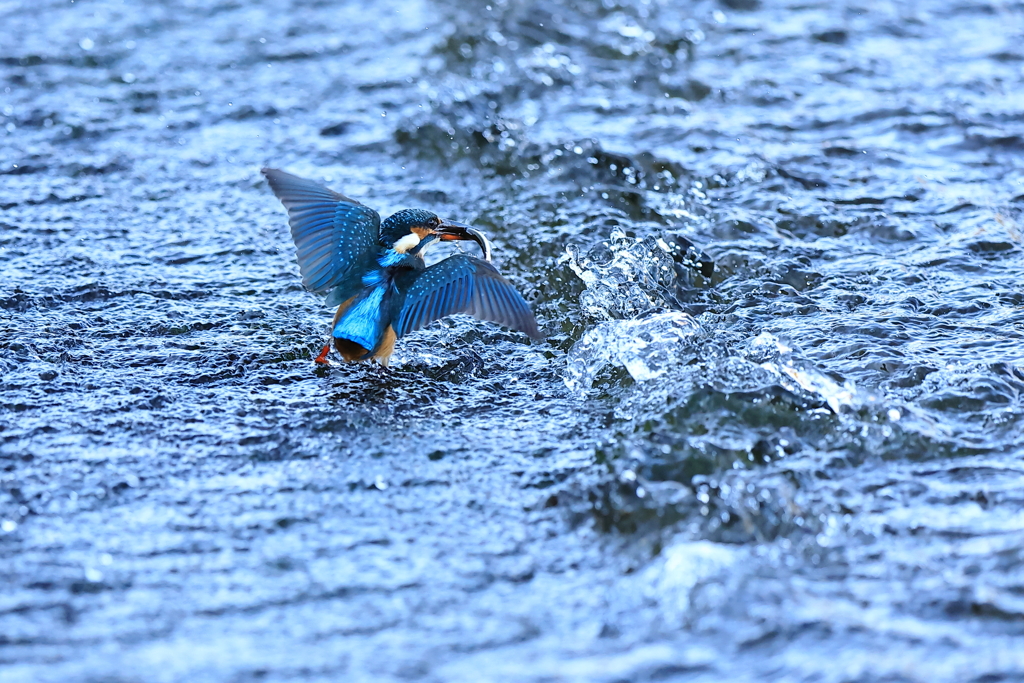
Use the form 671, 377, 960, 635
435, 220, 492, 262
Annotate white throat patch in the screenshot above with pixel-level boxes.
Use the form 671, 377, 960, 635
392, 233, 422, 254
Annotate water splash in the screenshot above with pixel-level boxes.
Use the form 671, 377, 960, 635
562, 228, 711, 320
564, 311, 704, 397
742, 331, 858, 414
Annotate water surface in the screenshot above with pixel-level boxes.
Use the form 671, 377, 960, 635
3, 0, 1024, 680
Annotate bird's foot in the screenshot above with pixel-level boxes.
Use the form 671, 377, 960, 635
314, 343, 332, 365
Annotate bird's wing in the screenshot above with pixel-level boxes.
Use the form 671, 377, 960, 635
392, 254, 542, 339
262, 168, 380, 298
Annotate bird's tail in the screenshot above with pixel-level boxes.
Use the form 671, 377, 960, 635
331, 284, 393, 357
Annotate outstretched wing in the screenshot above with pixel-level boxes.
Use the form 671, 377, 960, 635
262, 168, 380, 300
393, 254, 542, 339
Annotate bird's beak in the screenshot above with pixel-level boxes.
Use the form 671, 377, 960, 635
436, 220, 492, 262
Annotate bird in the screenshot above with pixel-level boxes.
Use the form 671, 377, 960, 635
262, 168, 541, 367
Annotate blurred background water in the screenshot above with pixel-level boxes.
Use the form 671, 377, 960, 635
2, 0, 1024, 681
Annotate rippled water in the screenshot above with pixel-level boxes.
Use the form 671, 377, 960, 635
3, 0, 1024, 680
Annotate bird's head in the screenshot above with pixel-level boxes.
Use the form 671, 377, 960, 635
379, 208, 492, 260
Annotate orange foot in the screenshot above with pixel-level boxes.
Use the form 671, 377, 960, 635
314, 343, 332, 364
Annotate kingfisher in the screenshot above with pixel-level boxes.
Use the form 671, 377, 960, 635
262, 168, 542, 366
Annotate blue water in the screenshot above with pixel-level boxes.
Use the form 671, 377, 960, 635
3, 0, 1024, 680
